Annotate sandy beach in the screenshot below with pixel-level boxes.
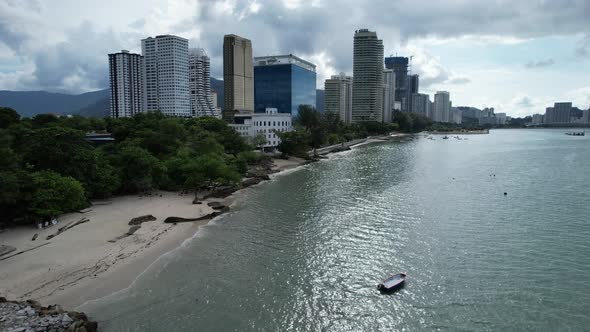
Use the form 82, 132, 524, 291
0, 158, 308, 310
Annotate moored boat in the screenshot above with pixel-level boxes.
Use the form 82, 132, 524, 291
377, 272, 406, 292
565, 131, 585, 136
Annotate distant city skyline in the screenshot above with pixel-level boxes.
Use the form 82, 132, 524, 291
1, 1, 589, 117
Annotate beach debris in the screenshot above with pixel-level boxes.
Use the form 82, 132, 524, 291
163, 209, 228, 223
31, 233, 38, 241
203, 185, 238, 199
128, 215, 157, 226
46, 217, 90, 240
0, 243, 50, 262
126, 225, 141, 236
207, 201, 224, 209
0, 245, 17, 257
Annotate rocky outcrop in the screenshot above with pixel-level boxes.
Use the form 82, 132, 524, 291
128, 215, 156, 225
0, 298, 97, 332
202, 186, 238, 199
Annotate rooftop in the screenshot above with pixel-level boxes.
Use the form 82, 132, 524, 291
254, 54, 316, 72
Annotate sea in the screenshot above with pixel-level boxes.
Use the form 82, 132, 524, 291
81, 129, 590, 331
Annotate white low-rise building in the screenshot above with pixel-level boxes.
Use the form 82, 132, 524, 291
230, 108, 292, 148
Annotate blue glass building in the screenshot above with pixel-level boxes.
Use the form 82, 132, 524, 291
254, 55, 316, 118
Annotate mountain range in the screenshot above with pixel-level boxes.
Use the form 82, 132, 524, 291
0, 78, 325, 117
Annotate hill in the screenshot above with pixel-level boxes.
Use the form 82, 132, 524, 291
0, 89, 109, 117
1, 79, 226, 118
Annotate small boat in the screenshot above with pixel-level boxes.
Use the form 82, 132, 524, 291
377, 272, 407, 292
442, 136, 449, 139
565, 131, 585, 136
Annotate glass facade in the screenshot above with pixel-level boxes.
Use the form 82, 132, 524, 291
254, 64, 316, 118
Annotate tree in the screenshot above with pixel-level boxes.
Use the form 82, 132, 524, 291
276, 129, 310, 158
0, 107, 20, 129
296, 105, 320, 131
31, 114, 59, 128
28, 171, 86, 218
113, 145, 166, 193
251, 133, 267, 150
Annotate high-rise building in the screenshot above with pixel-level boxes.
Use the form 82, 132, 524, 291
189, 48, 217, 117
109, 50, 144, 118
382, 69, 395, 122
404, 74, 419, 112
223, 34, 254, 120
411, 93, 430, 117
352, 29, 384, 122
384, 56, 408, 107
325, 73, 353, 124
543, 107, 555, 124
142, 35, 191, 117
434, 91, 451, 122
553, 102, 572, 123
253, 54, 316, 118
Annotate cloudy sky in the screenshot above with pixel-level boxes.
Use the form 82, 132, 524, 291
1, 0, 589, 116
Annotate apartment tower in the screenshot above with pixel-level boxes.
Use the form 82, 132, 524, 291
141, 35, 191, 117
189, 48, 217, 117
108, 50, 144, 118
325, 73, 353, 124
352, 29, 384, 122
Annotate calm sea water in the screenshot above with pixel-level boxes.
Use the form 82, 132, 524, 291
82, 129, 590, 331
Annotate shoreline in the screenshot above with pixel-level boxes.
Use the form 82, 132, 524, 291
0, 136, 401, 314
0, 157, 309, 311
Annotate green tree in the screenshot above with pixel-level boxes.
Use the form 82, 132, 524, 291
276, 129, 310, 158
28, 171, 86, 218
251, 133, 267, 150
0, 107, 20, 129
113, 145, 166, 193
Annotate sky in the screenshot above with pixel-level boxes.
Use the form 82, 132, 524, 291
1, 0, 589, 117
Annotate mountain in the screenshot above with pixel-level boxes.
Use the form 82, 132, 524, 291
0, 78, 226, 118
316, 89, 325, 113
211, 77, 224, 108
0, 89, 110, 117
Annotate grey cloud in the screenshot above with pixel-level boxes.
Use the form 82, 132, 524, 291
525, 59, 555, 68
515, 96, 534, 108
447, 77, 471, 85
30, 21, 125, 92
575, 35, 589, 57
3, 0, 590, 93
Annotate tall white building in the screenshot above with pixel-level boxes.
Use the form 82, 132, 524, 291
142, 35, 191, 117
382, 69, 395, 123
324, 73, 353, 124
189, 48, 217, 117
229, 108, 292, 148
434, 91, 451, 122
352, 29, 384, 122
109, 50, 144, 118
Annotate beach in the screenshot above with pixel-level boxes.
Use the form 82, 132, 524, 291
0, 157, 308, 310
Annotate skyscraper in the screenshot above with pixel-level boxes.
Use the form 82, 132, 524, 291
223, 34, 254, 120
142, 35, 191, 117
553, 102, 572, 123
352, 29, 384, 122
434, 91, 451, 122
325, 73, 353, 124
411, 93, 430, 117
109, 50, 144, 118
382, 69, 395, 123
253, 54, 316, 118
405, 74, 419, 112
384, 56, 408, 107
189, 48, 217, 117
